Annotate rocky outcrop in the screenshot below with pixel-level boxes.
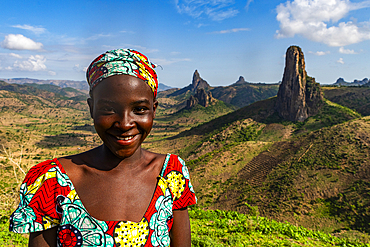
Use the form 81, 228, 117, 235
234, 76, 247, 84
276, 46, 323, 122
186, 88, 216, 109
169, 70, 210, 96
334, 77, 369, 86
192, 70, 210, 91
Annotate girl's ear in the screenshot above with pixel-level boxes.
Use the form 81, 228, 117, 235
87, 98, 94, 118
153, 100, 158, 119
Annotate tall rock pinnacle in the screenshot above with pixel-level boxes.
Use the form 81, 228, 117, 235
192, 70, 210, 91
276, 46, 323, 122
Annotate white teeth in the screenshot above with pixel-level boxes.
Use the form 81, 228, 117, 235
116, 136, 134, 141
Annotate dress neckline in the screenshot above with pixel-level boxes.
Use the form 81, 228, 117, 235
53, 153, 171, 223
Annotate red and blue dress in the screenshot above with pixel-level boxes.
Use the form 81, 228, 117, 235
9, 154, 197, 247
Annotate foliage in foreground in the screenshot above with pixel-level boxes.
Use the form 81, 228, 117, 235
3, 206, 369, 246
189, 207, 370, 247
0, 211, 27, 247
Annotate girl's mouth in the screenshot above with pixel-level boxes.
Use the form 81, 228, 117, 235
116, 135, 135, 141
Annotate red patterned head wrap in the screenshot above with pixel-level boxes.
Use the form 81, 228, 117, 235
86, 49, 158, 98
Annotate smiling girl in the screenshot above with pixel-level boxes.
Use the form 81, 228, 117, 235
9, 49, 197, 247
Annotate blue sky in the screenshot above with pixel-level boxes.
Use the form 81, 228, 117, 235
0, 0, 369, 87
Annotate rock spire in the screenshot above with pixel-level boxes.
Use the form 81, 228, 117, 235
276, 46, 323, 122
186, 88, 216, 109
192, 70, 210, 91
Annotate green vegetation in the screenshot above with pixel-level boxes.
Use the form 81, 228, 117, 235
190, 207, 369, 246
294, 99, 361, 133
0, 213, 27, 246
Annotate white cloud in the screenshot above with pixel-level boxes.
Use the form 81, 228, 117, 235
151, 58, 191, 66
12, 55, 47, 71
85, 33, 112, 41
308, 51, 330, 56
245, 0, 254, 10
1, 34, 43, 50
337, 57, 345, 64
48, 71, 56, 76
209, 27, 250, 34
12, 24, 46, 35
275, 0, 370, 46
9, 53, 23, 58
175, 0, 239, 21
207, 8, 239, 21
73, 64, 87, 73
339, 46, 357, 54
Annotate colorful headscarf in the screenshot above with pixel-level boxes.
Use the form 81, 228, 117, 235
86, 49, 158, 98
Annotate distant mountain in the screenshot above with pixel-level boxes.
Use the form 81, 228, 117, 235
163, 70, 279, 109
158, 83, 173, 92
210, 78, 279, 108
23, 83, 87, 98
1, 78, 175, 93
334, 77, 369, 86
0, 78, 89, 91
0, 80, 87, 110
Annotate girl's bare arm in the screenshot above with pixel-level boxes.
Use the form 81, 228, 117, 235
170, 207, 191, 247
29, 227, 57, 247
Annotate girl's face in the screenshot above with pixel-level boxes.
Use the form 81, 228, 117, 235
88, 74, 157, 159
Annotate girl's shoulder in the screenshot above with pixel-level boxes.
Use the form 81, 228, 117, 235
23, 158, 65, 184
160, 153, 189, 177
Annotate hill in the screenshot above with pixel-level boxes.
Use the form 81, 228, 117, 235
23, 83, 86, 98
0, 78, 89, 91
145, 96, 367, 236
323, 86, 370, 116
210, 81, 279, 108
0, 81, 88, 111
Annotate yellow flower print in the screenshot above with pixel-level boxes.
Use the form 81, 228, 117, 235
165, 171, 186, 200
114, 218, 150, 247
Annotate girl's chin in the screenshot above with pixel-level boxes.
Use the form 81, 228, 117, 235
102, 144, 142, 160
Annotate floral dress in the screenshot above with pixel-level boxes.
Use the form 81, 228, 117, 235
9, 154, 197, 247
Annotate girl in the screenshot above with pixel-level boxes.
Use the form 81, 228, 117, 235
9, 49, 197, 247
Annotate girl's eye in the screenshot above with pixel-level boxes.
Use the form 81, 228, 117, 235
135, 107, 147, 113
99, 107, 115, 113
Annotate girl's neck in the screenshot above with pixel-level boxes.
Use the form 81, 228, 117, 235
87, 145, 148, 171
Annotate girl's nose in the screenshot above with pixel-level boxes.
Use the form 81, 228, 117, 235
114, 113, 134, 129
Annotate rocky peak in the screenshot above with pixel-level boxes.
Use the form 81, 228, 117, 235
354, 78, 369, 85
186, 88, 216, 109
276, 46, 323, 122
192, 70, 210, 91
235, 76, 246, 84
335, 78, 346, 85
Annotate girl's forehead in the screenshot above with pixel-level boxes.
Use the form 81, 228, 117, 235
91, 75, 154, 101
